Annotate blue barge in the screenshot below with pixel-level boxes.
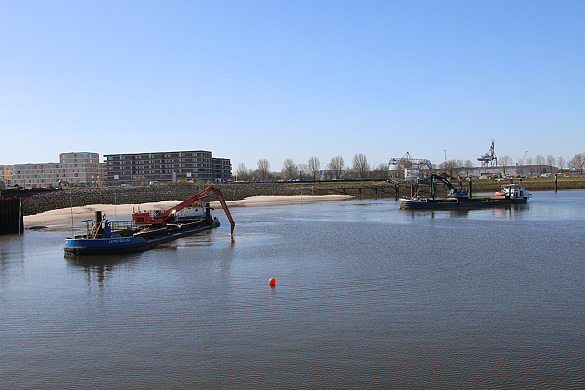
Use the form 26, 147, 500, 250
64, 186, 234, 256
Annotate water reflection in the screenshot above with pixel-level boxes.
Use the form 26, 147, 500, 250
399, 203, 530, 220
0, 234, 27, 286
66, 254, 141, 286
491, 204, 529, 218
3, 191, 585, 389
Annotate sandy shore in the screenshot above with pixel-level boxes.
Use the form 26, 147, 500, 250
23, 195, 353, 226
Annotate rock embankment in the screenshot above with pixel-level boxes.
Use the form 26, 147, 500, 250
18, 183, 312, 216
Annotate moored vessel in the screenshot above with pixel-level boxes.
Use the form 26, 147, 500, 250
398, 175, 531, 210
64, 186, 235, 256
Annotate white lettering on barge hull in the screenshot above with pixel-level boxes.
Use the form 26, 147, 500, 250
108, 238, 131, 244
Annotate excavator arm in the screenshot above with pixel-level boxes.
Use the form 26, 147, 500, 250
152, 186, 235, 235
430, 174, 455, 191
429, 174, 458, 200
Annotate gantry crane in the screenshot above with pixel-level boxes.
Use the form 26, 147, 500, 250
388, 152, 432, 169
477, 140, 497, 167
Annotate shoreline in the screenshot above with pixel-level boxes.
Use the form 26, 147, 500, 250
13, 179, 585, 218
23, 194, 353, 226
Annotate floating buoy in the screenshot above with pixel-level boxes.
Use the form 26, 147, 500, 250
269, 278, 276, 287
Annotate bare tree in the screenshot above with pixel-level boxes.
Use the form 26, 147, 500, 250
464, 160, 474, 176
282, 159, 298, 181
352, 154, 370, 180
297, 163, 309, 180
308, 156, 320, 181
499, 155, 512, 175
557, 156, 566, 170
235, 163, 252, 181
327, 156, 345, 180
526, 156, 534, 174
546, 155, 556, 173
438, 160, 458, 178
569, 153, 585, 173
391, 164, 404, 179
534, 155, 545, 173
257, 159, 271, 180
372, 163, 390, 180
419, 163, 433, 180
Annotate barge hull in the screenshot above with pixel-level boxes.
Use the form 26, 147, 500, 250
64, 221, 219, 256
398, 197, 528, 210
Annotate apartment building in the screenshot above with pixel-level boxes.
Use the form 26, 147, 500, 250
104, 150, 232, 185
13, 152, 102, 188
0, 165, 13, 186
212, 158, 233, 182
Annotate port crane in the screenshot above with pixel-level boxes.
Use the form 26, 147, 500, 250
477, 140, 497, 167
518, 150, 528, 165
132, 186, 235, 235
388, 152, 431, 169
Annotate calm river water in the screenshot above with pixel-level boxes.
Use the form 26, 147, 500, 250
2, 190, 585, 389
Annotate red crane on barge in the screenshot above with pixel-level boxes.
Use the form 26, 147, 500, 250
132, 186, 235, 235
65, 186, 235, 256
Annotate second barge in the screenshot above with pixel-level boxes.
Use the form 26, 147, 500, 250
398, 175, 531, 210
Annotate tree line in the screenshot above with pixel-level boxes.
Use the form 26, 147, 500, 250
235, 154, 390, 181
234, 152, 585, 181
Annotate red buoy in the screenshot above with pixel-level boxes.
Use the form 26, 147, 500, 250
269, 278, 276, 287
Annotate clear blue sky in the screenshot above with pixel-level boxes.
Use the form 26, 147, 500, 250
1, 0, 584, 171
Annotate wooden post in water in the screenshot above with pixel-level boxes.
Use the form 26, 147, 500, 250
394, 183, 399, 200
555, 174, 558, 192
469, 177, 473, 199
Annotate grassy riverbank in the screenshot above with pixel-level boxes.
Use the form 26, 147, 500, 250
286, 174, 585, 197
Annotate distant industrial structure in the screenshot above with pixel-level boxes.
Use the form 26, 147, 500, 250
104, 150, 232, 185
387, 142, 559, 180
477, 140, 497, 167
388, 152, 432, 180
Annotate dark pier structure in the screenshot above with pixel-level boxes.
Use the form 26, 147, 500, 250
0, 198, 24, 235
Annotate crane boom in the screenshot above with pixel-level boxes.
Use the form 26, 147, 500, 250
431, 174, 455, 191
519, 150, 528, 165
429, 174, 468, 199
152, 186, 235, 235
387, 152, 431, 168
